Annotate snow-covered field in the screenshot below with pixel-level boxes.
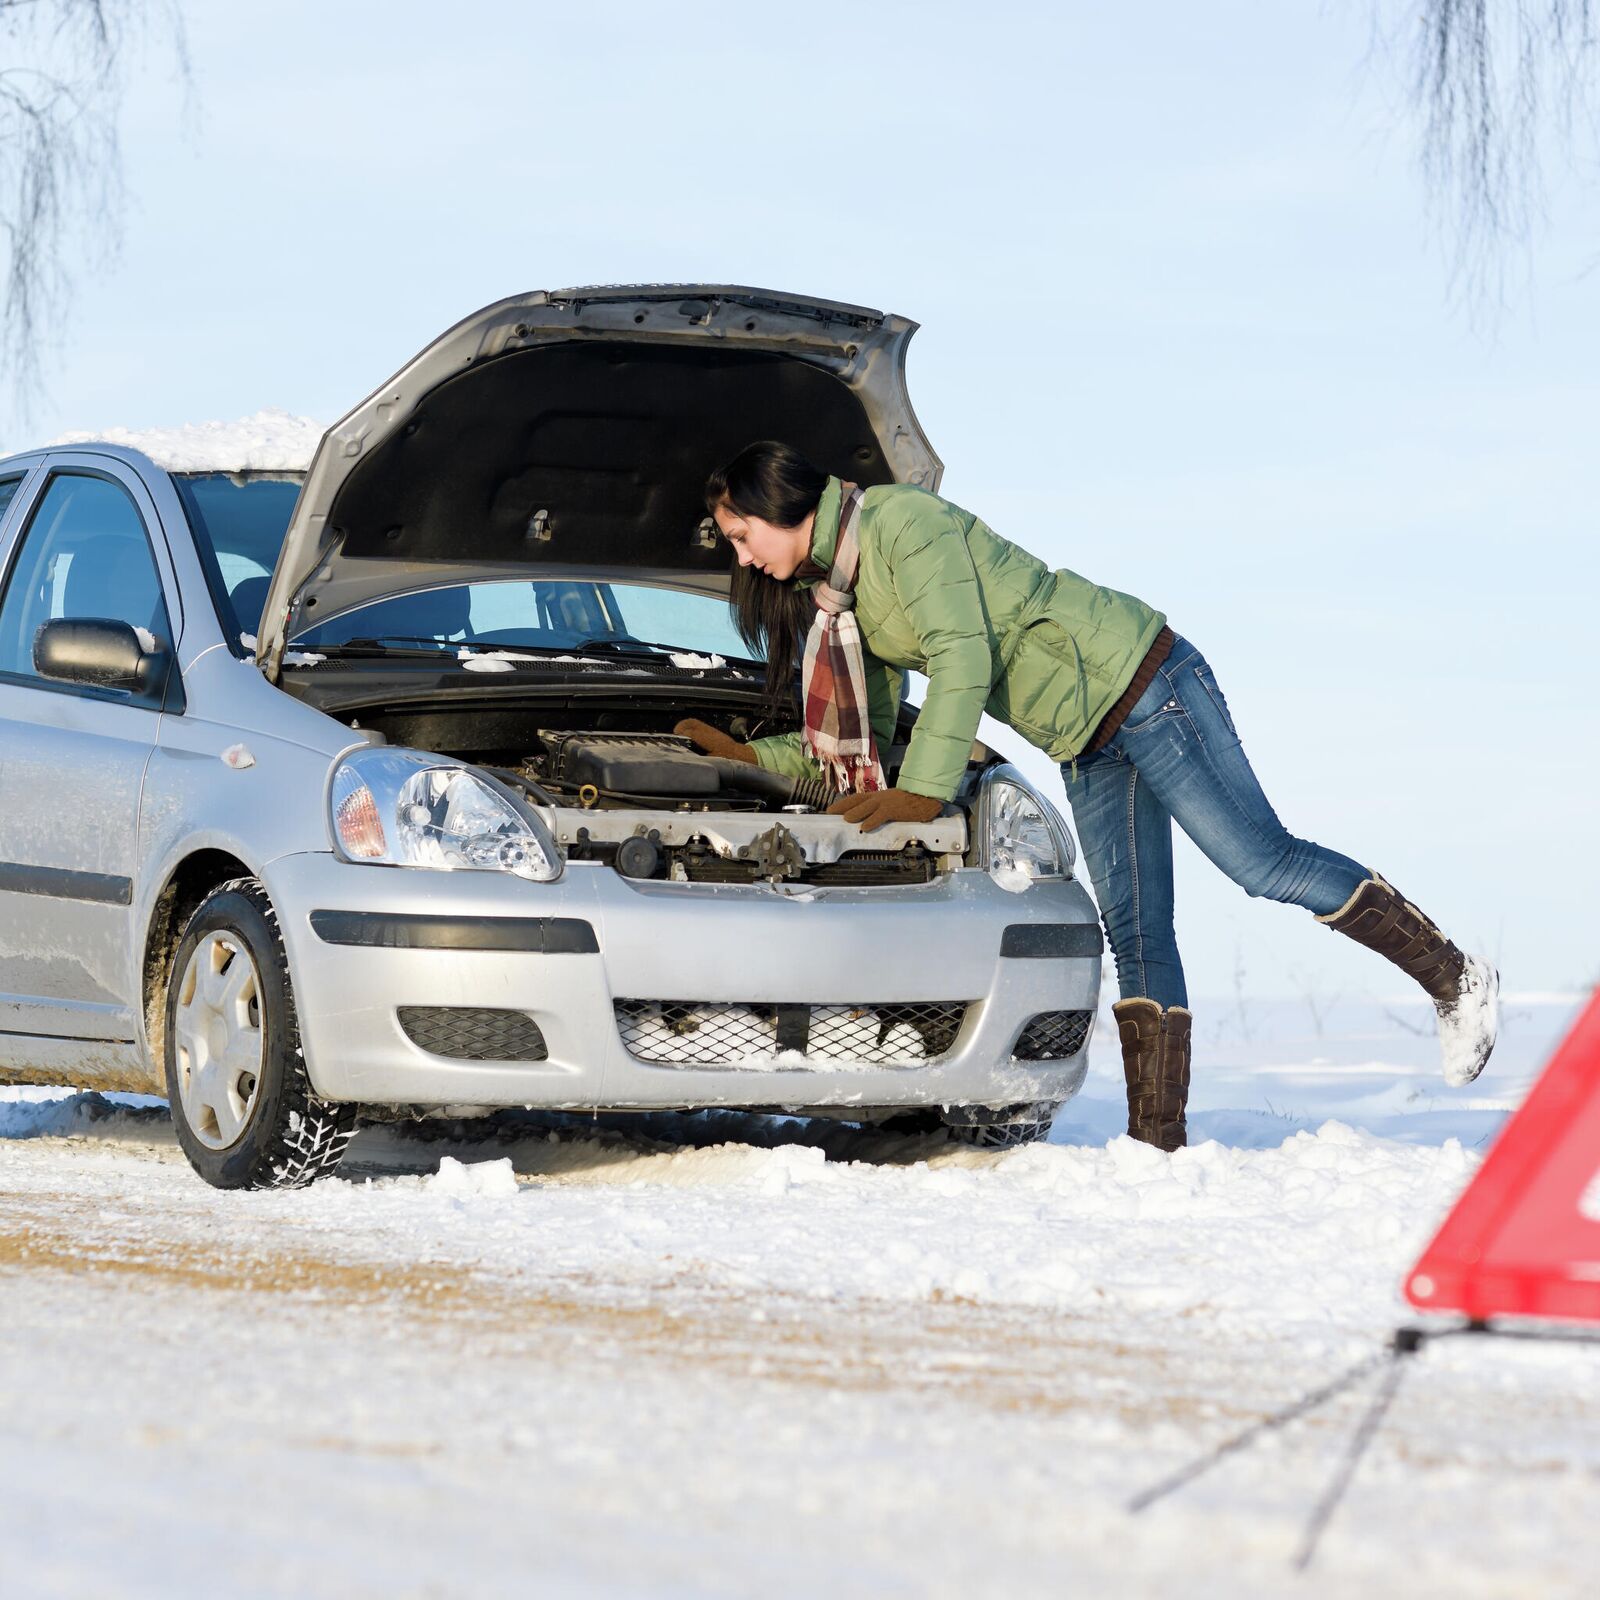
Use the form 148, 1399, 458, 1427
2, 993, 1596, 1598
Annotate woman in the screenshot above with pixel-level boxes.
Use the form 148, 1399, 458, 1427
676, 442, 1498, 1149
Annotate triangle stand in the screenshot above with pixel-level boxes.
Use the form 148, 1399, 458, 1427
1128, 1319, 1600, 1570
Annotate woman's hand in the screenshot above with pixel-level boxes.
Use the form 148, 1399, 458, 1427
827, 788, 944, 832
674, 718, 757, 765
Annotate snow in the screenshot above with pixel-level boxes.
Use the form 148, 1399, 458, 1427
1, 993, 1594, 1596
49, 407, 325, 473
427, 1154, 520, 1198
456, 648, 570, 671
669, 651, 725, 670
1440, 953, 1500, 1086
132, 625, 157, 652
990, 863, 1034, 893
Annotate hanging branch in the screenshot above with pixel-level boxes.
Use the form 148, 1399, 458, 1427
1404, 1, 1598, 303
0, 1, 188, 411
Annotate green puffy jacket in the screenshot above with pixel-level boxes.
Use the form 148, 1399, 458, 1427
750, 477, 1166, 801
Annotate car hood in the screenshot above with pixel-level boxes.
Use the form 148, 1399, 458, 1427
256, 285, 941, 678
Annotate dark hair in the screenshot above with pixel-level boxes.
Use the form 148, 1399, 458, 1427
707, 441, 828, 702
704, 439, 828, 524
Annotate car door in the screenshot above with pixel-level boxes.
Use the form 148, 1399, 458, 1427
0, 460, 181, 1045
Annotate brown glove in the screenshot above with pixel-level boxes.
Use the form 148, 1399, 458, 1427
674, 718, 756, 765
827, 788, 944, 832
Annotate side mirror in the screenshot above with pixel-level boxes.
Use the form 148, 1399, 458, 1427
33, 617, 171, 699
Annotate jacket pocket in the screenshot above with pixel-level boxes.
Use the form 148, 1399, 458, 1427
988, 618, 1089, 742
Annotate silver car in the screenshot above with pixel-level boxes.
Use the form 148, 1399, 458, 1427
0, 286, 1102, 1189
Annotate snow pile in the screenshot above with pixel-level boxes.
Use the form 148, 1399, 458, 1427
669, 651, 725, 670
414, 1118, 1468, 1334
456, 648, 551, 672
426, 1155, 520, 1198
49, 408, 325, 473
0, 1088, 166, 1141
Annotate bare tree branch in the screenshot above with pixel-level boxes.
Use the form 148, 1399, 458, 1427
1377, 2, 1599, 307
0, 1, 187, 413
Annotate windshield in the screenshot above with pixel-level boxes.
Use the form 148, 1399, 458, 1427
175, 473, 753, 664
292, 578, 753, 662
174, 472, 303, 648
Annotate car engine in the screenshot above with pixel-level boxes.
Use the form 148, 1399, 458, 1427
525, 730, 836, 812
493, 730, 952, 887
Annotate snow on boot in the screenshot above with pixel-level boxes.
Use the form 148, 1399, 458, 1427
1437, 952, 1500, 1087
1316, 875, 1499, 1085
1113, 998, 1192, 1151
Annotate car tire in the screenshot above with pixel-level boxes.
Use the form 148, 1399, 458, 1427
942, 1103, 1059, 1149
164, 876, 357, 1190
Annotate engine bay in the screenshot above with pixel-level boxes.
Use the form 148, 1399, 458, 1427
509, 730, 960, 885
324, 697, 971, 886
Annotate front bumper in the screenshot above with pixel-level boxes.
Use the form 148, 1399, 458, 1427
263, 853, 1102, 1112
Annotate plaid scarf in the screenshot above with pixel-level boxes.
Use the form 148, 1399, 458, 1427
801, 482, 886, 795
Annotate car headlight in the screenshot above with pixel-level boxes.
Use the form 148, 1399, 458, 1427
981, 769, 1075, 882
328, 748, 561, 881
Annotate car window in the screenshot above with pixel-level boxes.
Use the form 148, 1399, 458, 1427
173, 473, 302, 649
294, 578, 752, 661
0, 472, 175, 682
0, 477, 21, 523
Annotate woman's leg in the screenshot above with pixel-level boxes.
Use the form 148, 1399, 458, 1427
1107, 636, 1497, 1082
1107, 638, 1368, 915
1061, 748, 1186, 1008
1062, 749, 1192, 1148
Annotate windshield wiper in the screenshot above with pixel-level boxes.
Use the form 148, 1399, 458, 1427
570, 636, 678, 656
571, 636, 753, 664
293, 636, 462, 659
295, 634, 754, 668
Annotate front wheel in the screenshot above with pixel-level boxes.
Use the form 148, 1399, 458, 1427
941, 1103, 1059, 1149
164, 877, 357, 1189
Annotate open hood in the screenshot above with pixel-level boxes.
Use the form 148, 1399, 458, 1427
256, 285, 941, 678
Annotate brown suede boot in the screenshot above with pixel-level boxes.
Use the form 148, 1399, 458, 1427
1316, 875, 1499, 1084
1315, 875, 1463, 1005
1113, 998, 1192, 1151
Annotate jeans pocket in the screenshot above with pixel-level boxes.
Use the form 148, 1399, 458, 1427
1194, 663, 1238, 739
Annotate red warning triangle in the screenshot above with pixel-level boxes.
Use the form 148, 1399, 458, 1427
1406, 987, 1600, 1323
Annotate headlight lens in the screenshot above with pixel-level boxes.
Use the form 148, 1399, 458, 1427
984, 775, 1074, 881
329, 749, 561, 881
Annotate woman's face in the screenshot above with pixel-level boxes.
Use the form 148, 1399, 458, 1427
713, 501, 814, 581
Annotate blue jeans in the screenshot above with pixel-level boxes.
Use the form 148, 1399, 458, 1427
1060, 635, 1369, 1010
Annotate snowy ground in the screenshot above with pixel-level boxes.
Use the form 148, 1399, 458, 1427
2, 993, 1597, 1598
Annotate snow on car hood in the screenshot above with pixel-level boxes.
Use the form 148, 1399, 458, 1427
255, 286, 942, 678
49, 408, 325, 474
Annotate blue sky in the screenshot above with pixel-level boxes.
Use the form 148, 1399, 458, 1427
14, 1, 1598, 1000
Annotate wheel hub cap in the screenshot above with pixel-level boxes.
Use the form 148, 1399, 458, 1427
174, 931, 265, 1150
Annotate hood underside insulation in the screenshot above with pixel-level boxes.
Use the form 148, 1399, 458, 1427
324, 342, 894, 579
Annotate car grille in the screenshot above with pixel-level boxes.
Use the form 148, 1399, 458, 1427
678, 849, 937, 888
1011, 1009, 1095, 1061
614, 999, 970, 1067
398, 1006, 549, 1062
